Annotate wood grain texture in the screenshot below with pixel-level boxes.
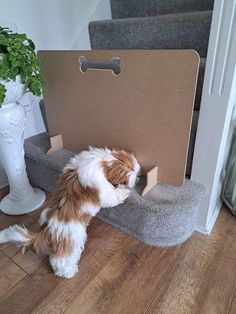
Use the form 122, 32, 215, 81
32, 219, 128, 314
66, 244, 182, 314
192, 211, 236, 314
3, 223, 47, 274
146, 209, 236, 314
0, 186, 9, 199
0, 194, 48, 274
0, 184, 235, 314
0, 260, 61, 314
229, 289, 236, 314
0, 251, 26, 298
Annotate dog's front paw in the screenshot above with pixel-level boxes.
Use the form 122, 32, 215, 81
115, 187, 131, 204
54, 264, 78, 279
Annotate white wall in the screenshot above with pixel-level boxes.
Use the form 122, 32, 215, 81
0, 0, 111, 50
0, 0, 111, 187
0, 0, 111, 138
70, 0, 111, 49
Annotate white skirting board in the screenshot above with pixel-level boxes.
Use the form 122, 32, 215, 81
195, 200, 222, 235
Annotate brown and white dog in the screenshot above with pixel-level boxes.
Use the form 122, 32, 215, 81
0, 147, 140, 278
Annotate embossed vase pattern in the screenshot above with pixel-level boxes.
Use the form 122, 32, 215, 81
0, 102, 45, 214
0, 103, 34, 200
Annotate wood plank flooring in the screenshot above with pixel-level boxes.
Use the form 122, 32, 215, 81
0, 187, 235, 314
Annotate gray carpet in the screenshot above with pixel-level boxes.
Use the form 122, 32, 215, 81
111, 0, 214, 18
97, 178, 205, 247
89, 11, 212, 56
24, 132, 205, 247
195, 58, 206, 111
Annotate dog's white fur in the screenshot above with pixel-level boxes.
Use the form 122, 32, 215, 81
0, 147, 140, 278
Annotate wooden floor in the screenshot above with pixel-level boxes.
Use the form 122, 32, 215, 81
0, 187, 235, 314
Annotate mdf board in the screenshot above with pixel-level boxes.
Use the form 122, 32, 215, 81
38, 50, 199, 186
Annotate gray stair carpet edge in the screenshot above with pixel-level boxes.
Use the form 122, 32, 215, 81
97, 179, 205, 247
24, 132, 205, 248
111, 0, 214, 19
89, 10, 212, 57
195, 58, 206, 111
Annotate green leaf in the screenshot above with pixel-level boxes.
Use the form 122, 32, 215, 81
0, 83, 6, 107
0, 26, 46, 98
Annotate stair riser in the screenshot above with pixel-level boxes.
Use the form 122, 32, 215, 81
89, 11, 212, 57
111, 0, 214, 19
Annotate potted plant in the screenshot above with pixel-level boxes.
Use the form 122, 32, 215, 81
0, 27, 46, 215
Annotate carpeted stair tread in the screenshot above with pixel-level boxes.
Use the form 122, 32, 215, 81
111, 0, 214, 19
186, 110, 199, 177
97, 178, 205, 247
89, 10, 212, 57
24, 132, 205, 247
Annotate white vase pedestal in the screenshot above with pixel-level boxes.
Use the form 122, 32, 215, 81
1, 188, 46, 215
0, 102, 45, 215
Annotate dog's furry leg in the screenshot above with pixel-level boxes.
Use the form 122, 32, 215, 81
99, 181, 131, 208
114, 186, 131, 204
49, 245, 83, 279
47, 219, 87, 278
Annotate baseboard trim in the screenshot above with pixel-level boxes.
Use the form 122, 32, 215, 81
195, 200, 222, 235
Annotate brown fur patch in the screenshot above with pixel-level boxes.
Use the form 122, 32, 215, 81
29, 228, 73, 256
112, 149, 135, 170
27, 169, 100, 257
102, 149, 135, 186
47, 169, 100, 224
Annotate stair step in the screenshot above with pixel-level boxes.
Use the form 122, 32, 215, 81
24, 132, 205, 247
111, 0, 214, 19
89, 10, 212, 57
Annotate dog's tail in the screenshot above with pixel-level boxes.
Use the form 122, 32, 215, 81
0, 225, 47, 254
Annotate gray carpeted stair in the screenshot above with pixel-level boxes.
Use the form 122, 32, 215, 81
89, 1, 213, 176
89, 11, 212, 56
24, 132, 205, 247
111, 0, 214, 18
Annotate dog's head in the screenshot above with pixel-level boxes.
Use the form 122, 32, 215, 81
101, 148, 141, 188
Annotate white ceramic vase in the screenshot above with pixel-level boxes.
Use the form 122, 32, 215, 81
0, 79, 45, 215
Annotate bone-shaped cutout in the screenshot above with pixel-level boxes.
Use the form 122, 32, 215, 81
79, 56, 121, 75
